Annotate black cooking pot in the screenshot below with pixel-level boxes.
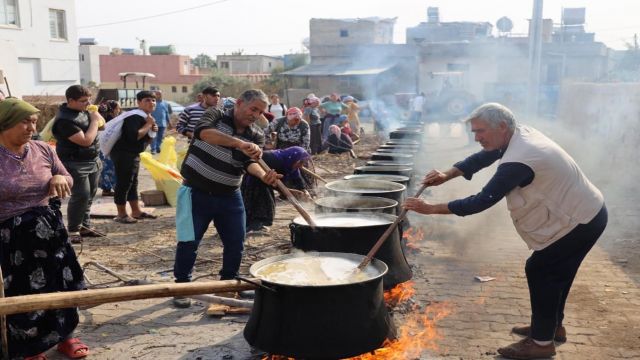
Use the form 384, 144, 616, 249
243, 252, 395, 359
344, 174, 411, 187
315, 196, 398, 214
354, 165, 413, 178
376, 147, 419, 154
386, 139, 420, 146
326, 179, 406, 206
290, 213, 412, 289
366, 160, 414, 167
389, 130, 423, 141
378, 144, 419, 150
371, 152, 415, 162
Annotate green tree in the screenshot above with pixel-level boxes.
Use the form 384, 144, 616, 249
258, 67, 287, 98
190, 70, 252, 100
192, 54, 217, 69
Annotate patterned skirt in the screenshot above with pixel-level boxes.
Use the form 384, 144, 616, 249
0, 199, 85, 358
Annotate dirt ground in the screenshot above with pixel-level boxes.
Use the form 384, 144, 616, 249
38, 122, 639, 359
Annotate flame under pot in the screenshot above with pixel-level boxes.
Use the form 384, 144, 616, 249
290, 213, 412, 289
244, 252, 395, 359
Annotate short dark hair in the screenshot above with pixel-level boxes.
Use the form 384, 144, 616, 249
65, 85, 91, 101
136, 90, 156, 101
202, 86, 220, 96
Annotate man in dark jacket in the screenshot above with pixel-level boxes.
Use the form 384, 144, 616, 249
52, 85, 105, 243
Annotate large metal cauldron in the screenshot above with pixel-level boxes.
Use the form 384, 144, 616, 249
378, 144, 419, 150
290, 213, 412, 289
315, 196, 397, 214
386, 139, 420, 146
367, 160, 414, 167
354, 165, 413, 177
344, 174, 411, 187
389, 130, 423, 141
244, 252, 395, 359
376, 147, 419, 154
326, 179, 406, 205
371, 152, 414, 162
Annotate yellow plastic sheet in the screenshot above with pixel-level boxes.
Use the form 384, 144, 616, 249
157, 136, 178, 169
140, 152, 183, 207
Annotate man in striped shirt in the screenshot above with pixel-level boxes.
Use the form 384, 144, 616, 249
176, 86, 221, 139
173, 89, 280, 308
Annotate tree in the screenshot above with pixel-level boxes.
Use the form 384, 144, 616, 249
190, 70, 252, 100
258, 67, 287, 98
192, 54, 217, 69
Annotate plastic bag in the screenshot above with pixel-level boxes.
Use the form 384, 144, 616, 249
157, 136, 178, 169
99, 109, 147, 156
140, 152, 183, 207
176, 148, 188, 170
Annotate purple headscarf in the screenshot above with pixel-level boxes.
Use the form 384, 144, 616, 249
270, 146, 310, 181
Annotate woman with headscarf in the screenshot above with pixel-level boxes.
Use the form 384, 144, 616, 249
303, 96, 322, 154
0, 99, 88, 359
97, 100, 121, 196
343, 96, 361, 137
241, 146, 310, 232
325, 124, 355, 158
265, 107, 310, 152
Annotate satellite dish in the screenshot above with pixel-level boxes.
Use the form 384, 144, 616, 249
496, 16, 513, 33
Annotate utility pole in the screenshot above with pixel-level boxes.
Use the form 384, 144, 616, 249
527, 0, 544, 118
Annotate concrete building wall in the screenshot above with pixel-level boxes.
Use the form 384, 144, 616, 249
79, 45, 110, 86
309, 18, 395, 51
216, 55, 283, 75
0, 0, 79, 98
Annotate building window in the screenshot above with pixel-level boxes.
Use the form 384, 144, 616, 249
220, 61, 229, 69
49, 9, 67, 40
0, 0, 19, 26
268, 62, 272, 68
340, 29, 349, 37
80, 54, 84, 61
150, 85, 159, 91
171, 86, 177, 93
182, 86, 188, 93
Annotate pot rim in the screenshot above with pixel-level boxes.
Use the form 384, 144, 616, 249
248, 251, 389, 287
371, 152, 414, 158
343, 174, 411, 182
326, 179, 407, 193
292, 211, 398, 226
314, 196, 398, 211
355, 165, 414, 171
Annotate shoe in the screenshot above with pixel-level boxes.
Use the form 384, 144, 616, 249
68, 232, 83, 244
512, 325, 567, 343
101, 189, 115, 197
497, 337, 555, 359
173, 296, 192, 308
79, 227, 106, 237
132, 211, 158, 220
113, 216, 138, 224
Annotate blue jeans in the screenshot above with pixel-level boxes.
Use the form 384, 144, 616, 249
151, 126, 166, 153
174, 186, 246, 282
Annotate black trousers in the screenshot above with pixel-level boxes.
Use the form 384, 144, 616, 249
527, 204, 608, 340
110, 150, 141, 205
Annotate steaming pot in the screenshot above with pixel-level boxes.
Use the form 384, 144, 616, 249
344, 174, 411, 187
243, 252, 395, 359
315, 196, 398, 214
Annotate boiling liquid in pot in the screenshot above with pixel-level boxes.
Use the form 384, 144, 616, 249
254, 255, 379, 285
298, 216, 390, 227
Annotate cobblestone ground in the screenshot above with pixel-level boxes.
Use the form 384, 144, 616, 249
40, 123, 639, 360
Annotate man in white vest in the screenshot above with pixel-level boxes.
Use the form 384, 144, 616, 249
404, 103, 607, 359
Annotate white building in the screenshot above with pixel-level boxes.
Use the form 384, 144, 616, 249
0, 0, 79, 98
79, 41, 109, 86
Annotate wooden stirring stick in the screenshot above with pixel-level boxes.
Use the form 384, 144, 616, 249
257, 158, 317, 227
357, 184, 428, 270
301, 166, 328, 184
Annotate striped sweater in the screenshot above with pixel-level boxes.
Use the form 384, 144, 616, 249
180, 108, 265, 194
176, 102, 207, 136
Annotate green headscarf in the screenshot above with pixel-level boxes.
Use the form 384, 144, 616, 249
0, 98, 40, 132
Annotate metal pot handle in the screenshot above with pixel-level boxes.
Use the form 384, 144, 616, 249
236, 276, 277, 293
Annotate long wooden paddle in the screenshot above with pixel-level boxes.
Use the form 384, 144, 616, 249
357, 184, 429, 270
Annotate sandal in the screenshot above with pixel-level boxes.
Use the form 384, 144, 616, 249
79, 227, 106, 237
57, 338, 90, 359
132, 212, 157, 220
113, 216, 138, 224
68, 233, 83, 244
25, 353, 47, 360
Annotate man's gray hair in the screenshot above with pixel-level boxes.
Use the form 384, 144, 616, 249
238, 89, 268, 104
466, 103, 517, 130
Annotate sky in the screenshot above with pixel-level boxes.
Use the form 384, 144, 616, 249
75, 0, 640, 57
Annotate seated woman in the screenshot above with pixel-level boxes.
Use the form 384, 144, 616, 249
265, 107, 310, 152
325, 124, 355, 157
241, 146, 310, 232
0, 99, 89, 359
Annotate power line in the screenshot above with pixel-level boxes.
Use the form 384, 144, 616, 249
77, 0, 233, 29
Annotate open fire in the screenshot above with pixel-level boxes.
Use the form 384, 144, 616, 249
402, 226, 425, 252
384, 280, 416, 307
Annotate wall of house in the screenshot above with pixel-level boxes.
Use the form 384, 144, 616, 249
217, 55, 283, 74
0, 0, 79, 97
79, 44, 109, 86
309, 18, 394, 51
